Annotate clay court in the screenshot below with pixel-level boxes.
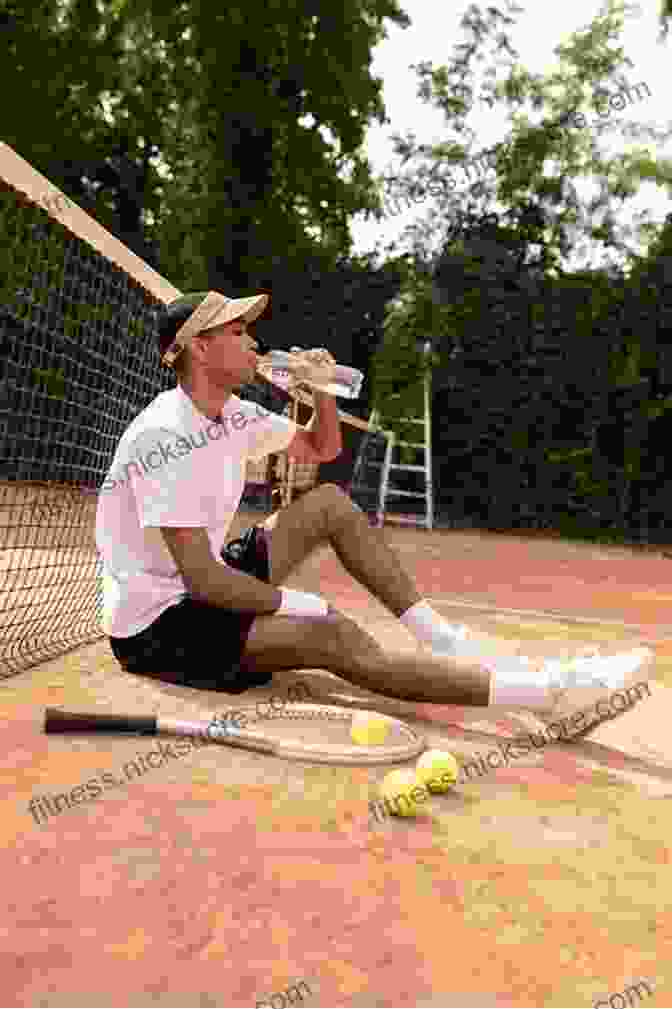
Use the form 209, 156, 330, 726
3, 513, 672, 1008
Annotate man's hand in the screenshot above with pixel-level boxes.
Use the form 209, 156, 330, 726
161, 527, 282, 614
288, 346, 337, 389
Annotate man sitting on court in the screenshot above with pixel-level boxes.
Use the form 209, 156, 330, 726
95, 290, 653, 722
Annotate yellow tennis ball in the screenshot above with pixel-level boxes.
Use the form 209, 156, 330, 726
415, 749, 460, 793
350, 710, 390, 746
377, 769, 428, 818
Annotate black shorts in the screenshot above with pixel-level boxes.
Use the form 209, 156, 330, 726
109, 525, 273, 693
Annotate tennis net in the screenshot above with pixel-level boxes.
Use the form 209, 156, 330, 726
0, 142, 374, 678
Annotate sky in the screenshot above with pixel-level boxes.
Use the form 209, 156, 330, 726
350, 0, 671, 268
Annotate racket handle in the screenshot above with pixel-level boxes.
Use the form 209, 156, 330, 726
45, 709, 158, 735
43, 709, 278, 756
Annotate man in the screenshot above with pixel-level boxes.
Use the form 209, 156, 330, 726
95, 290, 653, 720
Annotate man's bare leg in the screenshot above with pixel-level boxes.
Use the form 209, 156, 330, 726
255, 486, 654, 713
240, 609, 490, 706
240, 609, 654, 717
263, 483, 422, 615
262, 484, 467, 652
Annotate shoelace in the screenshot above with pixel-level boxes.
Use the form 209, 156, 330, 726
546, 650, 606, 690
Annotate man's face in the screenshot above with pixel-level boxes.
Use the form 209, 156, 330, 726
196, 317, 259, 388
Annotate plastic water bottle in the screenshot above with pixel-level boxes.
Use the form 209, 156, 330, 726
259, 349, 364, 399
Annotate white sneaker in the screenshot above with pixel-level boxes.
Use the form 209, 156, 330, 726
536, 646, 654, 725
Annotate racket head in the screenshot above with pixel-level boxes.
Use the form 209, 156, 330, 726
212, 702, 426, 765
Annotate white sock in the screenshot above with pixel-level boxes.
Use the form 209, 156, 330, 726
399, 600, 470, 654
485, 656, 553, 708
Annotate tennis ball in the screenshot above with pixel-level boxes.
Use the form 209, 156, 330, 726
377, 769, 428, 818
415, 749, 460, 793
350, 710, 390, 746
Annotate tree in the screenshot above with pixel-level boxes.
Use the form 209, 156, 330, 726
3, 0, 410, 290
365, 0, 672, 537
380, 0, 669, 272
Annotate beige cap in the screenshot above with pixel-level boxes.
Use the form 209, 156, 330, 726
161, 290, 269, 367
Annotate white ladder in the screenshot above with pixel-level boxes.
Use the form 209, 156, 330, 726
370, 341, 434, 530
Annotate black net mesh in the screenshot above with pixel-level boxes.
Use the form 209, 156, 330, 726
0, 181, 174, 677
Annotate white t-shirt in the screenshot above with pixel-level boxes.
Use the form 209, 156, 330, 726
95, 385, 297, 637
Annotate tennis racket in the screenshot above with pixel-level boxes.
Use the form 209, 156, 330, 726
44, 703, 426, 766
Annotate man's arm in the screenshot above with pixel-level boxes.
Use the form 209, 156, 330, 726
286, 390, 342, 463
162, 527, 282, 614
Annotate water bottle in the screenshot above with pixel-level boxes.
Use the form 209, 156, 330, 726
258, 349, 364, 399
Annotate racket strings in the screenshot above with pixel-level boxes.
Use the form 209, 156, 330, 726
251, 704, 352, 723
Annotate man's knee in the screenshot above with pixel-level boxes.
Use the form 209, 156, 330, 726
314, 483, 362, 520
293, 484, 354, 538
308, 482, 346, 506
319, 612, 384, 669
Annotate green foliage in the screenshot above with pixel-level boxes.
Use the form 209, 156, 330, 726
3, 0, 409, 289
381, 0, 669, 274
1, 0, 408, 435
31, 367, 66, 399
361, 0, 672, 542
371, 265, 444, 443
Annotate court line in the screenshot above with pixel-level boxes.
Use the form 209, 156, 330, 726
426, 595, 672, 635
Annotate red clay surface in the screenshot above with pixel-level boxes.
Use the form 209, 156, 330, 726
3, 526, 672, 1007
